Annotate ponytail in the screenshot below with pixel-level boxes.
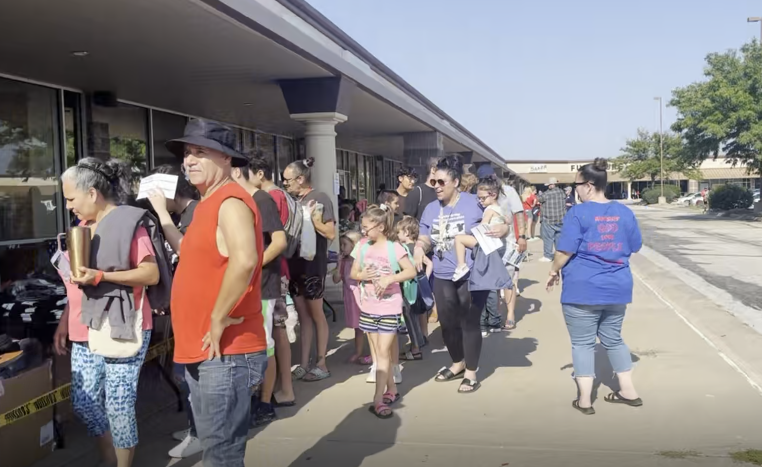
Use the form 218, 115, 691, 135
362, 204, 396, 241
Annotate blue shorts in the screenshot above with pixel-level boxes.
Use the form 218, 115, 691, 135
359, 312, 406, 334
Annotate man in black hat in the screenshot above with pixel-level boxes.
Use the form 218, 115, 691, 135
166, 119, 267, 467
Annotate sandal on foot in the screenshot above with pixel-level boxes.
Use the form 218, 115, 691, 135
382, 392, 401, 405
271, 395, 295, 408
503, 320, 516, 330
572, 400, 595, 415
434, 367, 465, 382
302, 367, 331, 382
604, 391, 643, 407
368, 402, 393, 419
358, 355, 373, 365
457, 378, 481, 394
291, 366, 308, 380
400, 350, 423, 361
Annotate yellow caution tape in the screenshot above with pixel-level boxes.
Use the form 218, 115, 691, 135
0, 337, 174, 429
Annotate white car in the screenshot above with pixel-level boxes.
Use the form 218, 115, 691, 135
686, 193, 705, 206
675, 192, 699, 205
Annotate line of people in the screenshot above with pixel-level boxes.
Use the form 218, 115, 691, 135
51, 117, 645, 467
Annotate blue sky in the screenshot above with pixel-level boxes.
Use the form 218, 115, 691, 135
306, 0, 761, 161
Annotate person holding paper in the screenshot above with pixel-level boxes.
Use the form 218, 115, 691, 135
452, 175, 506, 281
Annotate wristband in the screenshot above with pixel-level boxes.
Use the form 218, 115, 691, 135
94, 270, 104, 286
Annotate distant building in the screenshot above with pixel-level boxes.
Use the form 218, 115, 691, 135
509, 157, 760, 199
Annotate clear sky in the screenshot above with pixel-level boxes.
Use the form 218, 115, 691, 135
306, 0, 761, 161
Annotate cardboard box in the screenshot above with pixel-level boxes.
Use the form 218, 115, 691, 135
0, 360, 55, 467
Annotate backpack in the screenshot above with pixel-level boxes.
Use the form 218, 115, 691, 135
358, 241, 418, 305
265, 186, 303, 258
139, 212, 174, 312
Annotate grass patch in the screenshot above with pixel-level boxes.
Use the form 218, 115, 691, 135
731, 450, 762, 465
657, 450, 701, 459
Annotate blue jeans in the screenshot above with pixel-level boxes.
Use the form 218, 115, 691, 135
185, 352, 268, 467
173, 363, 196, 437
562, 304, 632, 378
481, 290, 503, 331
541, 221, 562, 259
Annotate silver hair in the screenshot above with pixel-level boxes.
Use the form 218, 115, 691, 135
61, 157, 132, 205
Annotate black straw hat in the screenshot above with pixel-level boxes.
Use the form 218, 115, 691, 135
166, 119, 247, 167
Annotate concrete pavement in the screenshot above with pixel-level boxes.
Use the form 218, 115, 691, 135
34, 239, 762, 467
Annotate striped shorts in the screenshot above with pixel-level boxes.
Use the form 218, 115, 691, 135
359, 312, 406, 334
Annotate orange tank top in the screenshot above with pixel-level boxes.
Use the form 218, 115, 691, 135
171, 182, 265, 364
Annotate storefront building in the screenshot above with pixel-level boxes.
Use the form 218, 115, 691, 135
0, 0, 525, 313
510, 158, 761, 199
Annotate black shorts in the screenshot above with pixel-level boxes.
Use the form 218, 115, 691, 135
288, 274, 326, 300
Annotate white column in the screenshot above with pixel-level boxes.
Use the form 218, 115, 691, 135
291, 112, 348, 251
626, 181, 632, 200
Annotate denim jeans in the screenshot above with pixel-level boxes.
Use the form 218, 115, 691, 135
541, 221, 563, 259
562, 304, 632, 378
481, 290, 503, 331
185, 351, 268, 467
173, 363, 196, 438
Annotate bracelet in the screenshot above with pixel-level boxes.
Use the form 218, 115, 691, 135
93, 270, 104, 286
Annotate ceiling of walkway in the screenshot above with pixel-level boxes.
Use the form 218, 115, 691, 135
0, 0, 473, 157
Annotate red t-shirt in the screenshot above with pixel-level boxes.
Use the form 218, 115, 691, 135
171, 183, 266, 364
267, 187, 291, 280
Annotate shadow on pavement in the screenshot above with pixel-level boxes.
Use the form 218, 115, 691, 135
559, 344, 641, 403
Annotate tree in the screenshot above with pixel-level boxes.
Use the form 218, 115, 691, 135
670, 40, 762, 188
611, 129, 699, 184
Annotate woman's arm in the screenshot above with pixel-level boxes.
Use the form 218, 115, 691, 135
53, 305, 69, 355
481, 209, 496, 225
102, 258, 160, 287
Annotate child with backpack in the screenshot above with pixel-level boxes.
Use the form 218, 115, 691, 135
351, 206, 416, 419
396, 216, 432, 361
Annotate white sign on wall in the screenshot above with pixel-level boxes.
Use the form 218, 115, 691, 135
529, 164, 547, 173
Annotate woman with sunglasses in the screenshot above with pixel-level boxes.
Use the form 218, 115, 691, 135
546, 158, 643, 415
413, 156, 511, 393
282, 157, 336, 382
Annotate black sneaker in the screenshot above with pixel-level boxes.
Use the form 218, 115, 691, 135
253, 403, 277, 427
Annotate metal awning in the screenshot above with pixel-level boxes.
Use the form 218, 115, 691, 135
699, 168, 756, 179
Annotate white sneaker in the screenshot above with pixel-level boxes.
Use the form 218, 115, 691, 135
452, 264, 469, 281
538, 257, 552, 263
481, 330, 489, 338
168, 433, 202, 458
285, 304, 298, 344
172, 428, 190, 442
528, 237, 540, 242
366, 364, 376, 383
394, 364, 403, 384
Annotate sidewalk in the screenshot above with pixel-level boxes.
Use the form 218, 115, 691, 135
34, 242, 762, 467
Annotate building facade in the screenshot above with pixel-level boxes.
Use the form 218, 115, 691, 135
0, 0, 526, 294
510, 158, 761, 199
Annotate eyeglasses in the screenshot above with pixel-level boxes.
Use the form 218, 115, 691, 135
430, 179, 448, 187
361, 223, 381, 236
477, 194, 494, 202
571, 181, 591, 188
282, 175, 296, 185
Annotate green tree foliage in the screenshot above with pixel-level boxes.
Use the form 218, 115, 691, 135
611, 129, 699, 183
1, 122, 53, 180
670, 40, 762, 180
708, 184, 754, 211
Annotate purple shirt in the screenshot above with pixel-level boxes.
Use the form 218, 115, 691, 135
419, 192, 484, 280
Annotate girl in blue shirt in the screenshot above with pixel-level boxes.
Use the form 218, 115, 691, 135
546, 158, 644, 415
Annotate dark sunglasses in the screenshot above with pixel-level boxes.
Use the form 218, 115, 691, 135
429, 179, 448, 187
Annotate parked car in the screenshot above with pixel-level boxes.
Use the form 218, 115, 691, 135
686, 193, 705, 206
674, 192, 699, 205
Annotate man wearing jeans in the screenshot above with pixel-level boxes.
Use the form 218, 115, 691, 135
167, 119, 267, 467
538, 177, 566, 263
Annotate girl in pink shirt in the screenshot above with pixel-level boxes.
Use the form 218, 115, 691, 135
331, 230, 370, 365
350, 206, 416, 419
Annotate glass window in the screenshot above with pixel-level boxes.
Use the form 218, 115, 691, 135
257, 133, 276, 169
91, 103, 148, 183
349, 151, 358, 201
152, 110, 187, 168
63, 92, 82, 169
0, 77, 61, 242
277, 137, 294, 184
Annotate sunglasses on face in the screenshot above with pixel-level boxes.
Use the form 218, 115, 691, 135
430, 179, 449, 187
571, 181, 591, 189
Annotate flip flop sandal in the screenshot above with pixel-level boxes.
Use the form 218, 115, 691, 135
382, 392, 401, 405
434, 367, 465, 382
291, 366, 307, 380
457, 378, 481, 394
399, 350, 423, 361
358, 355, 373, 365
504, 320, 516, 330
302, 367, 331, 382
368, 402, 393, 419
572, 400, 595, 415
604, 391, 643, 407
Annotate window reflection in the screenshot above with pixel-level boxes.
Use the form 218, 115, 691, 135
0, 77, 60, 242
91, 103, 148, 183
152, 111, 187, 168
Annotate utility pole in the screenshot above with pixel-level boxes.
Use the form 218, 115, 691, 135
654, 96, 666, 204
748, 17, 762, 44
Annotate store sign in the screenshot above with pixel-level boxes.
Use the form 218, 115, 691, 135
529, 164, 547, 173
